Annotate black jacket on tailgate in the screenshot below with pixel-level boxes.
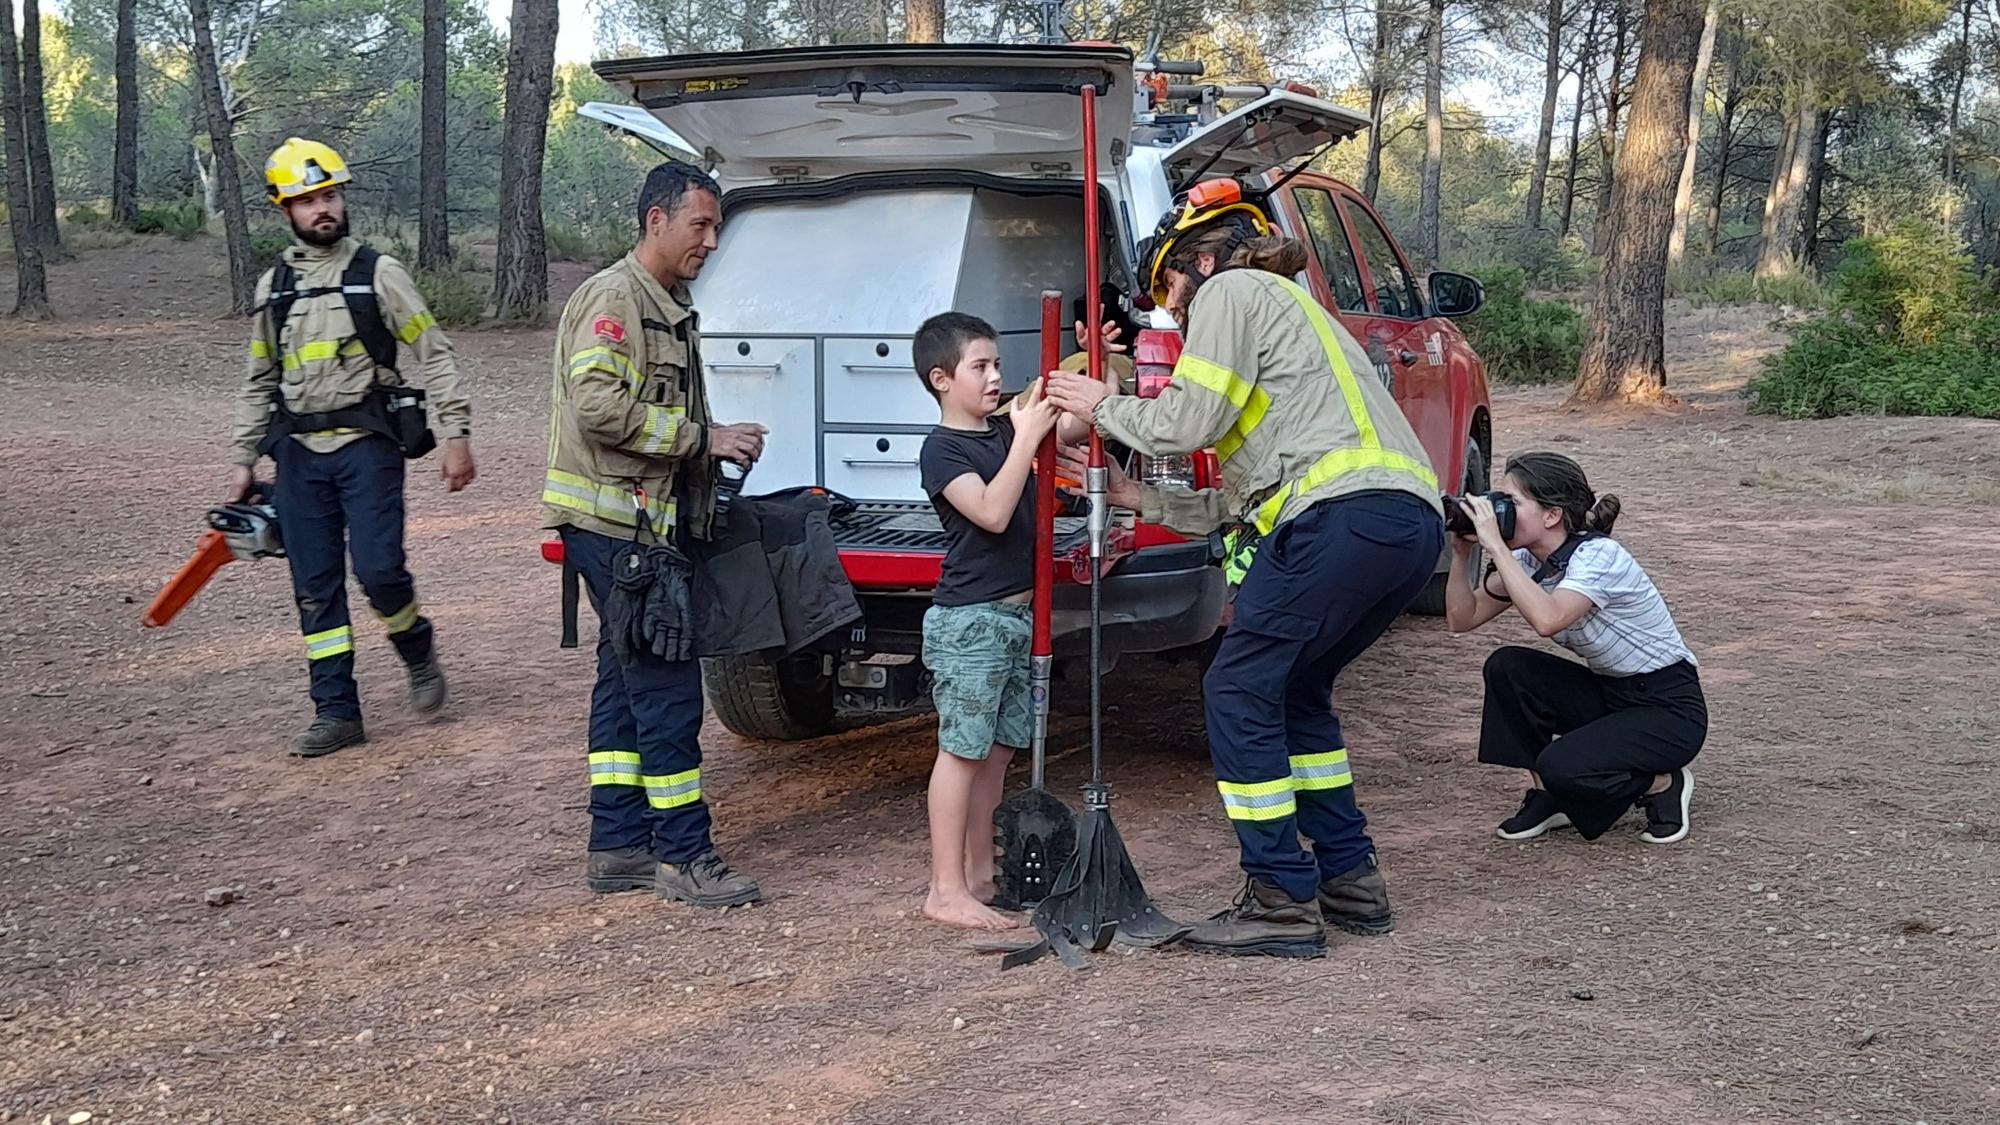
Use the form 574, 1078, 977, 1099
691, 488, 861, 658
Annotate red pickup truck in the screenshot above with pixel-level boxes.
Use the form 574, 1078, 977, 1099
569, 44, 1494, 740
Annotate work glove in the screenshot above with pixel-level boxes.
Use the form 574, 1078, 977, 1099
606, 543, 655, 665
640, 544, 696, 663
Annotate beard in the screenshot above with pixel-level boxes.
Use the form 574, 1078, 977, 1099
292, 213, 350, 248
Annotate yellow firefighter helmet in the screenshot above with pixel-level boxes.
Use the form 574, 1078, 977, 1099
264, 138, 352, 204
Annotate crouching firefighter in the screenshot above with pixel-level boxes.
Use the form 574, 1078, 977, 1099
545, 159, 770, 908
225, 138, 477, 757
1046, 181, 1444, 957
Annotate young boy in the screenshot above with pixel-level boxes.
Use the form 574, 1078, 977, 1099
914, 312, 1060, 931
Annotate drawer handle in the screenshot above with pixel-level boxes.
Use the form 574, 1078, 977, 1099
707, 362, 782, 374
840, 363, 910, 374
841, 457, 919, 468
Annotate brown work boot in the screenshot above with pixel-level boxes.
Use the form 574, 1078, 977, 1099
406, 657, 448, 716
1318, 855, 1394, 936
585, 845, 654, 893
291, 715, 366, 758
656, 852, 763, 908
1181, 877, 1326, 958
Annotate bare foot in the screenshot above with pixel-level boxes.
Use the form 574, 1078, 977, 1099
967, 878, 998, 905
924, 889, 1020, 931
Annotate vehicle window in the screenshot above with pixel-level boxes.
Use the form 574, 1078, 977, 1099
1291, 187, 1367, 313
1343, 198, 1425, 320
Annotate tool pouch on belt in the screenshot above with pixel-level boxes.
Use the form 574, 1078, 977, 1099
607, 542, 696, 665
259, 384, 435, 460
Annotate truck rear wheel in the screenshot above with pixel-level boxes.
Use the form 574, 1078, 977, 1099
1409, 438, 1488, 617
703, 653, 836, 742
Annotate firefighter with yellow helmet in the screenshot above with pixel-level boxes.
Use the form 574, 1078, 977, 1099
224, 138, 476, 757
1047, 180, 1444, 958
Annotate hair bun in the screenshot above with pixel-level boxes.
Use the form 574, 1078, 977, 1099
1585, 493, 1622, 534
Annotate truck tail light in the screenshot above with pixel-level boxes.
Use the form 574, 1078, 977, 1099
1135, 362, 1175, 398
1134, 452, 1197, 488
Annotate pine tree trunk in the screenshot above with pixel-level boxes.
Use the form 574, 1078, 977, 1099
112, 0, 140, 227
1361, 3, 1391, 201
1591, 0, 1632, 251
21, 0, 64, 257
1525, 0, 1564, 231
1665, 0, 1719, 263
492, 0, 558, 321
1418, 0, 1444, 265
1755, 82, 1816, 280
1800, 109, 1833, 271
906, 0, 944, 41
1944, 0, 1970, 186
868, 0, 889, 41
1702, 19, 1741, 256
188, 0, 255, 314
418, 0, 451, 270
1, 0, 51, 317
1569, 0, 1705, 407
1558, 0, 1601, 242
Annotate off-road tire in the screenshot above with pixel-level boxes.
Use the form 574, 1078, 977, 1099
1409, 438, 1488, 617
702, 653, 836, 742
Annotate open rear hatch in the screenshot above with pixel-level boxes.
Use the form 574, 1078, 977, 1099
589, 44, 1134, 191
1157, 89, 1372, 193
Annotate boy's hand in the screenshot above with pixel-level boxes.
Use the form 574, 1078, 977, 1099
1013, 378, 1060, 443
1074, 319, 1128, 355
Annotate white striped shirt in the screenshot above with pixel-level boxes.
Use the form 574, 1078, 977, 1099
1513, 538, 1695, 677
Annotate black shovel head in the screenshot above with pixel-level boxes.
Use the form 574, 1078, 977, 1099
992, 787, 1078, 912
1033, 806, 1191, 957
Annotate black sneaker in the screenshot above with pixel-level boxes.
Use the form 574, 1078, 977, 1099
1497, 789, 1572, 840
1639, 767, 1695, 844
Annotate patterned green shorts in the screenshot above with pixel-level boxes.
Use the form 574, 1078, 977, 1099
922, 600, 1033, 761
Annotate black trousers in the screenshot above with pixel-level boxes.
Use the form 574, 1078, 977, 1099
275, 435, 434, 720
1477, 647, 1707, 838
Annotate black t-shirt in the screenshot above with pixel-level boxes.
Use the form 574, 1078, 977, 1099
920, 416, 1036, 608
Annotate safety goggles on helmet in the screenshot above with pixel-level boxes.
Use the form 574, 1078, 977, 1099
265, 137, 352, 204
1138, 179, 1273, 307
208, 502, 286, 561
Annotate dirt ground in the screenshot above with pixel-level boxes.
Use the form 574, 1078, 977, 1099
2, 239, 1996, 1124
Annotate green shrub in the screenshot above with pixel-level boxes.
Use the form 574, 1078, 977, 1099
250, 226, 292, 271
1748, 221, 2000, 420
1669, 263, 1828, 309
131, 200, 206, 239
415, 266, 488, 328
67, 202, 108, 228
1458, 264, 1588, 385
546, 221, 629, 268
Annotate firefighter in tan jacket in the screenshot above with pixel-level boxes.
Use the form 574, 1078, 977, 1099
544, 160, 768, 908
1047, 182, 1444, 958
226, 138, 475, 758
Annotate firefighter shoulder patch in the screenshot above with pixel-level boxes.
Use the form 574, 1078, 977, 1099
592, 315, 626, 343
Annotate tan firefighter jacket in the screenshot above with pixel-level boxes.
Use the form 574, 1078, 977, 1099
1092, 268, 1443, 538
229, 237, 469, 466
542, 253, 716, 541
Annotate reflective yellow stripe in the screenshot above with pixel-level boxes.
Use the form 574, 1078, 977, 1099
304, 625, 354, 660
282, 339, 366, 370
1274, 277, 1380, 450
589, 750, 643, 787
398, 310, 437, 344
1245, 278, 1439, 536
569, 346, 641, 391
635, 405, 685, 456
542, 468, 676, 534
1173, 355, 1259, 410
249, 338, 274, 359
1290, 750, 1353, 791
378, 601, 422, 635
644, 768, 702, 810
1215, 388, 1272, 462
1252, 447, 1441, 535
1216, 776, 1297, 822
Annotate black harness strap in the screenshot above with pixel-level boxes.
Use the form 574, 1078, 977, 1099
1487, 531, 1604, 601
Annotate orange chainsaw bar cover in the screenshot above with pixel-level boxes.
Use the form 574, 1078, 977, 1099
142, 529, 235, 628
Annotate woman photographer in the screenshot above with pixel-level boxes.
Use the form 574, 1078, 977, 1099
1445, 452, 1705, 844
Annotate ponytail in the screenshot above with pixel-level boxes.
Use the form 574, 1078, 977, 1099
1583, 493, 1622, 535
1227, 235, 1310, 277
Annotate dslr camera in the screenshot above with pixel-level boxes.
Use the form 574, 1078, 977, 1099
1443, 491, 1515, 540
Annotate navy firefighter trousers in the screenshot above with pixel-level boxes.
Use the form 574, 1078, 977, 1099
274, 435, 435, 721
1203, 490, 1444, 902
561, 526, 716, 863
